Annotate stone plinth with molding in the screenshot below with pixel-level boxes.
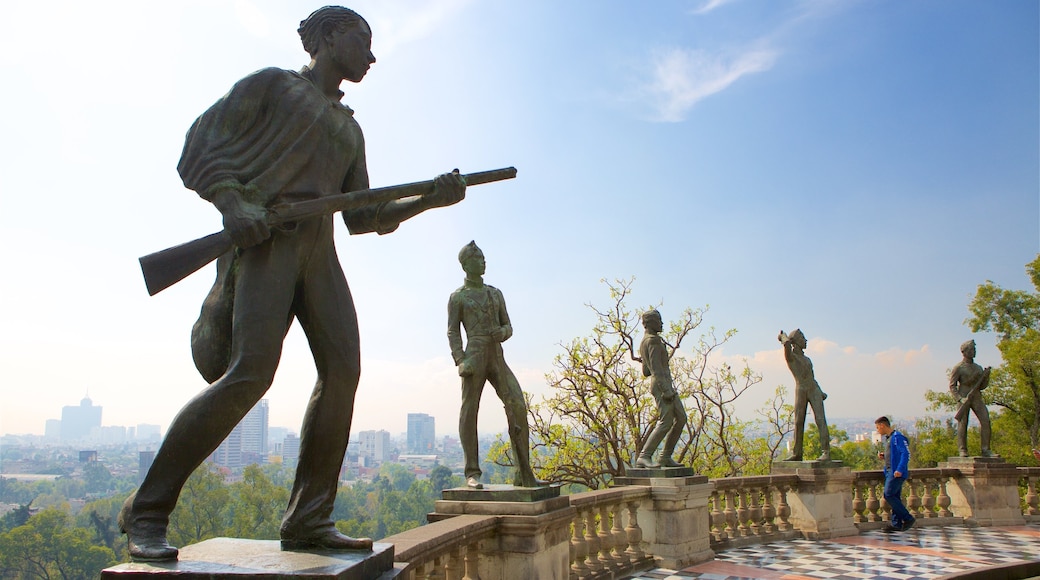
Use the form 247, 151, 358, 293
941, 456, 1025, 527
429, 485, 573, 580
771, 461, 857, 540
618, 474, 714, 569
100, 538, 396, 579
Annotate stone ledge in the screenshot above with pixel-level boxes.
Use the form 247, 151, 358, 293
440, 483, 561, 502
101, 538, 394, 579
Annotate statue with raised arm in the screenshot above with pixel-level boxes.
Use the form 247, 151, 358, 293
778, 329, 830, 461
118, 6, 467, 562
448, 241, 539, 489
949, 339, 994, 457
634, 309, 688, 468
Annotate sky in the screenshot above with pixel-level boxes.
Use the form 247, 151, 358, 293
0, 0, 1037, 441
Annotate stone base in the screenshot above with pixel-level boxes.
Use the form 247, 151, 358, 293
101, 538, 395, 579
940, 456, 1007, 469
440, 483, 560, 502
624, 466, 696, 478
940, 456, 1025, 526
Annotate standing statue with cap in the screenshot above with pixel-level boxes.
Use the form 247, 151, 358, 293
118, 6, 468, 561
448, 241, 539, 489
778, 328, 831, 461
633, 309, 688, 468
949, 339, 994, 457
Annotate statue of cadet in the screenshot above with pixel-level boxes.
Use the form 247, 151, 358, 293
778, 329, 830, 461
949, 339, 994, 457
118, 6, 467, 562
447, 241, 539, 489
634, 309, 688, 468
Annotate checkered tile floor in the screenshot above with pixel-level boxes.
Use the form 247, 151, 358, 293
625, 524, 1040, 580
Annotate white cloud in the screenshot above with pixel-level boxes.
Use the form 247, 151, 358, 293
365, 0, 475, 58
641, 46, 777, 122
691, 0, 739, 16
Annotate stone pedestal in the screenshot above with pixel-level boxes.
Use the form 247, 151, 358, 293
771, 462, 857, 540
941, 456, 1025, 526
101, 538, 396, 579
623, 466, 697, 479
429, 485, 572, 580
616, 475, 713, 569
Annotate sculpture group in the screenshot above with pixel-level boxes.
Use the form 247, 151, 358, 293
123, 3, 1000, 564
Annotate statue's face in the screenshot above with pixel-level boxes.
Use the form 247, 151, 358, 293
462, 251, 486, 277
963, 342, 976, 358
792, 331, 807, 350
645, 314, 663, 333
327, 20, 375, 83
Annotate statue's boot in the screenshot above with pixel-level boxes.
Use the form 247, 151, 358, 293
657, 456, 682, 468
634, 454, 659, 468
466, 476, 484, 489
980, 449, 997, 457
280, 522, 372, 551
818, 449, 831, 461
959, 448, 969, 457
118, 492, 179, 562
782, 454, 803, 462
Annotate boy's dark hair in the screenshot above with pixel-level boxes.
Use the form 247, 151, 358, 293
875, 416, 891, 426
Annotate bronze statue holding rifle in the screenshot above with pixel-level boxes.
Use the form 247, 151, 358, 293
121, 6, 511, 562
949, 339, 994, 457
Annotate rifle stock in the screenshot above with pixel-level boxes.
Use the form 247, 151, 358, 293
139, 167, 516, 295
954, 367, 991, 421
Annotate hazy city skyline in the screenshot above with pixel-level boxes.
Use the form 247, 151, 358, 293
1, 1, 1036, 439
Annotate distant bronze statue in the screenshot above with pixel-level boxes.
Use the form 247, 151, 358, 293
448, 241, 538, 489
634, 309, 687, 468
778, 329, 830, 461
949, 339, 994, 457
118, 6, 469, 562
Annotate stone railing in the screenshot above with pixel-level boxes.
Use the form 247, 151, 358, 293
386, 513, 499, 580
567, 486, 655, 580
1020, 466, 1040, 522
708, 474, 800, 550
851, 468, 961, 528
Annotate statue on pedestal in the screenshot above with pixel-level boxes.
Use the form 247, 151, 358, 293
778, 329, 830, 461
448, 241, 539, 489
634, 309, 688, 468
949, 339, 994, 457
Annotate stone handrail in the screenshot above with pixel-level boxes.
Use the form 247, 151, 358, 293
851, 468, 961, 528
567, 485, 655, 580
1019, 466, 1040, 521
707, 474, 801, 550
385, 513, 499, 580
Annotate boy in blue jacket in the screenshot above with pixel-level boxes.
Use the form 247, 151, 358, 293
875, 416, 915, 531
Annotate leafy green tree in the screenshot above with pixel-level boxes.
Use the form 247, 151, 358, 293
167, 463, 230, 548
227, 464, 289, 540
429, 464, 458, 492
909, 416, 961, 467
84, 462, 114, 495
0, 507, 116, 579
491, 278, 779, 489
77, 494, 129, 557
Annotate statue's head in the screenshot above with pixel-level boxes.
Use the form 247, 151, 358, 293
960, 339, 976, 358
299, 7, 366, 56
789, 328, 807, 349
458, 241, 485, 277
642, 309, 663, 333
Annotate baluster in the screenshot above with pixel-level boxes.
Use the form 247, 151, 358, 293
736, 489, 750, 537
412, 561, 427, 580
906, 478, 921, 519
570, 511, 589, 578
624, 500, 645, 563
937, 478, 952, 517
1025, 475, 1040, 516
776, 485, 792, 532
584, 508, 603, 574
610, 502, 627, 568
761, 485, 776, 535
444, 546, 461, 580
709, 490, 724, 542
462, 542, 480, 580
852, 483, 866, 522
724, 489, 738, 539
921, 479, 936, 519
866, 482, 881, 522
748, 486, 762, 537
598, 504, 616, 569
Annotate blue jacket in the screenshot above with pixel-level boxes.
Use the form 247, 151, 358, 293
887, 430, 910, 477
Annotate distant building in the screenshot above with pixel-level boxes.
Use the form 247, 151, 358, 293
138, 451, 155, 484
407, 413, 436, 454
60, 396, 102, 442
79, 450, 98, 463
357, 430, 391, 464
44, 419, 61, 442
283, 433, 300, 468
136, 424, 161, 442
210, 400, 269, 469
100, 425, 127, 445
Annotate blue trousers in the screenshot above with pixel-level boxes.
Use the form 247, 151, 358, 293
884, 473, 913, 526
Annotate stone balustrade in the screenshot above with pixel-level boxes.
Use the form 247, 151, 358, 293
381, 461, 1040, 580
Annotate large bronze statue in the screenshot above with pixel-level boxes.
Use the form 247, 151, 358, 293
949, 339, 993, 457
119, 6, 467, 561
778, 329, 830, 461
634, 309, 688, 468
447, 241, 538, 489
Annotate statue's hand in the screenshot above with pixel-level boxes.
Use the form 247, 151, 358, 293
458, 359, 474, 377
778, 331, 788, 343
425, 170, 467, 209
214, 190, 270, 249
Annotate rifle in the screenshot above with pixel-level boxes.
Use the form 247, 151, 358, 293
954, 367, 991, 422
139, 167, 517, 296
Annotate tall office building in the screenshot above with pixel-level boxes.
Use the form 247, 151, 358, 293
283, 433, 301, 468
407, 413, 436, 454
357, 430, 391, 464
60, 396, 102, 442
210, 399, 269, 469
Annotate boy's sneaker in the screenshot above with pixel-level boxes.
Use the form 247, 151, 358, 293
901, 517, 915, 531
